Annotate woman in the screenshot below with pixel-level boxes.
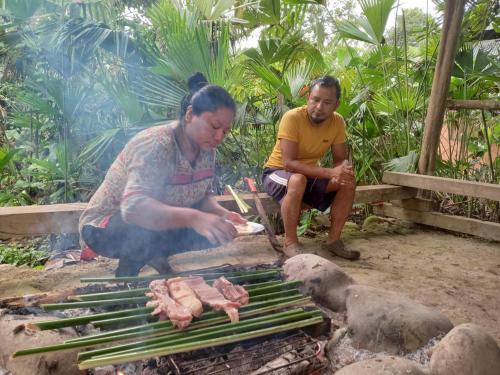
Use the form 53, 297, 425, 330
79, 73, 246, 276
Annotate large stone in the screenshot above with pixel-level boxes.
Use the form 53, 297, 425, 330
0, 313, 84, 375
283, 254, 355, 311
335, 356, 429, 375
429, 323, 500, 375
345, 285, 453, 354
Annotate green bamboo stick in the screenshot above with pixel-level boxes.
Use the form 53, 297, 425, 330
68, 280, 300, 304
90, 288, 302, 328
28, 307, 154, 331
58, 305, 313, 358
46, 284, 301, 314
78, 309, 320, 361
66, 297, 311, 346
69, 288, 150, 301
12, 307, 310, 359
92, 295, 308, 329
249, 289, 301, 302
41, 296, 149, 311
78, 316, 323, 369
80, 269, 282, 283
243, 280, 282, 290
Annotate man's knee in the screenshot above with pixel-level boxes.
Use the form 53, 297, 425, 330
287, 173, 307, 193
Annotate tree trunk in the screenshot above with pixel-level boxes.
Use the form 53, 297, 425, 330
418, 0, 467, 176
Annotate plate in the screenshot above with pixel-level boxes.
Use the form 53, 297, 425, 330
234, 221, 265, 235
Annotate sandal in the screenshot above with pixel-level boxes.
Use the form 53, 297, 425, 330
283, 243, 305, 258
322, 240, 360, 260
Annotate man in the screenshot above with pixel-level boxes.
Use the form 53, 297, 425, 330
262, 75, 359, 260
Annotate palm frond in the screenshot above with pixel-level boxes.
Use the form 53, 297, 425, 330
383, 150, 418, 172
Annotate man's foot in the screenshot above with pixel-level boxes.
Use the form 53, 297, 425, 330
283, 243, 305, 258
322, 239, 360, 260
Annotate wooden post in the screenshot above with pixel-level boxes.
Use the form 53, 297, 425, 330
418, 0, 467, 176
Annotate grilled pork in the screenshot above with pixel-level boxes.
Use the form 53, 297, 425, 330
183, 276, 241, 322
166, 277, 204, 318
146, 279, 192, 329
213, 276, 250, 305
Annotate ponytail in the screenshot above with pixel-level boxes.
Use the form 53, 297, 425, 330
179, 72, 236, 120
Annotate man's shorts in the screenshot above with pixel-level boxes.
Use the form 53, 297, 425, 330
262, 168, 336, 212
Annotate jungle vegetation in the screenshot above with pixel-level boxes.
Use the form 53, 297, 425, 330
0, 0, 498, 222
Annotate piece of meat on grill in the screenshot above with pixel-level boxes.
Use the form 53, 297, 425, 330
146, 279, 193, 329
183, 276, 241, 323
213, 276, 250, 305
166, 277, 204, 318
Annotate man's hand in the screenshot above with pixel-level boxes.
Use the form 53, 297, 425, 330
329, 160, 355, 188
191, 212, 237, 245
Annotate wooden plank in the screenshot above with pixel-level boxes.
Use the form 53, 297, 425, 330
0, 185, 418, 237
383, 171, 500, 202
354, 185, 416, 203
446, 99, 500, 111
373, 203, 500, 242
390, 198, 434, 212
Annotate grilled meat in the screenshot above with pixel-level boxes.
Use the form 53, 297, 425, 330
146, 279, 192, 329
213, 276, 250, 305
166, 277, 204, 318
183, 276, 241, 323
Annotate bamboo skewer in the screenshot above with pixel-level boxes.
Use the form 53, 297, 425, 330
78, 316, 323, 369
77, 309, 321, 362
41, 283, 303, 312
41, 296, 149, 310
12, 267, 320, 371
68, 280, 301, 302
67, 296, 311, 344
30, 283, 304, 330
12, 304, 316, 357
27, 307, 154, 331
80, 268, 282, 284
91, 294, 306, 329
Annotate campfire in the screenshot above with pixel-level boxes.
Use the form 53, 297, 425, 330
6, 265, 331, 374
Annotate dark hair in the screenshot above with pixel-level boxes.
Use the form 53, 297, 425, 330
310, 75, 341, 101
179, 72, 236, 119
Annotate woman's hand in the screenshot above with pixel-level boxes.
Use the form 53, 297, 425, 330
191, 211, 238, 246
223, 211, 247, 225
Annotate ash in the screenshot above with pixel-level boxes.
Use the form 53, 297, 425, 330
328, 333, 443, 371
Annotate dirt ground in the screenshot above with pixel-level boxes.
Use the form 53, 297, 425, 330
1, 223, 499, 345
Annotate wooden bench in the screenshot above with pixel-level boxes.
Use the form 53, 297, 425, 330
0, 185, 416, 238
374, 172, 500, 242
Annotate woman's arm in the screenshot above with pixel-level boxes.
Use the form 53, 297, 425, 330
123, 196, 238, 245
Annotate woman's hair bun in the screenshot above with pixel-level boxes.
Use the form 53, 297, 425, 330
187, 72, 208, 93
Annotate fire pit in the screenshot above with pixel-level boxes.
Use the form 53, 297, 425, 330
7, 265, 331, 374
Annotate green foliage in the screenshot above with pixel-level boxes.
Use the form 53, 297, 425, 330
0, 241, 49, 268
297, 209, 320, 236
0, 0, 498, 215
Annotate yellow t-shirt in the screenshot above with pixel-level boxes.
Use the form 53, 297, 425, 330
265, 106, 346, 169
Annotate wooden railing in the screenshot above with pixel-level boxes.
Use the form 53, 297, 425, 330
0, 185, 416, 239
374, 172, 500, 242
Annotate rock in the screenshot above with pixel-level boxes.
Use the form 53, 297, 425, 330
361, 215, 413, 235
0, 313, 84, 375
283, 254, 355, 311
335, 356, 429, 375
345, 285, 453, 354
429, 323, 500, 375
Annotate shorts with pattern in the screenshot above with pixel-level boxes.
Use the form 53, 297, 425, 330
262, 167, 336, 212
